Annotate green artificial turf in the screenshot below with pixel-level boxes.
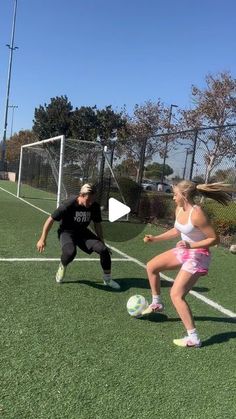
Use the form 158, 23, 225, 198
0, 181, 235, 419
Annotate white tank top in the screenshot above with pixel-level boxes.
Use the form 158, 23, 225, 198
174, 205, 206, 243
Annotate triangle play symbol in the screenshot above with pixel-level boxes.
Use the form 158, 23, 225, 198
108, 198, 130, 222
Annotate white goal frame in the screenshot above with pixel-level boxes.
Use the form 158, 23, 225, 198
17, 135, 108, 207
17, 135, 66, 207
17, 135, 128, 215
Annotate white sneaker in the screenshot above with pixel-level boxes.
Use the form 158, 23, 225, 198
103, 278, 120, 290
56, 263, 66, 283
141, 302, 164, 316
173, 336, 202, 348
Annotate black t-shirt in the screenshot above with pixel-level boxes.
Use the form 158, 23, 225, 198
51, 196, 102, 233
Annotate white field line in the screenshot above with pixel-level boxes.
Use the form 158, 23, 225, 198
1, 185, 236, 319
0, 186, 50, 215
109, 245, 236, 319
0, 258, 132, 262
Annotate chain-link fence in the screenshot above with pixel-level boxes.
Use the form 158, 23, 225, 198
156, 124, 236, 184
108, 124, 236, 242
2, 124, 236, 240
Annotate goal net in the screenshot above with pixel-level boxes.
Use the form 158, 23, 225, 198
17, 136, 127, 218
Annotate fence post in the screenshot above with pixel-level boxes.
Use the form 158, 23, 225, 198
137, 137, 147, 185
189, 129, 198, 180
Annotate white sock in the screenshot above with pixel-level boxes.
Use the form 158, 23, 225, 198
104, 273, 111, 282
152, 295, 162, 304
187, 328, 199, 341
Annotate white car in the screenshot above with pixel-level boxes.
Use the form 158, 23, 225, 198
142, 181, 172, 193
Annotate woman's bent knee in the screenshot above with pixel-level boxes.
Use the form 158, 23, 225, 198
61, 243, 76, 265
170, 288, 184, 303
146, 260, 160, 275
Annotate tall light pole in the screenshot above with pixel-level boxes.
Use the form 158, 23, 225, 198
1, 0, 18, 170
161, 104, 178, 182
9, 105, 18, 138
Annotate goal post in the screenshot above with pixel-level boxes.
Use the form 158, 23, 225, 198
57, 135, 65, 207
17, 136, 128, 217
17, 135, 66, 207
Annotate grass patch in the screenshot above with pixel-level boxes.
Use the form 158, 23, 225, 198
0, 181, 236, 418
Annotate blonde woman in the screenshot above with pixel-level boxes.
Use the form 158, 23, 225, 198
142, 181, 234, 348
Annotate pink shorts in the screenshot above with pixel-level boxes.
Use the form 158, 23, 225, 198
173, 247, 211, 276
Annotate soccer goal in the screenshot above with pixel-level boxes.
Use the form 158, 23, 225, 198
17, 135, 127, 214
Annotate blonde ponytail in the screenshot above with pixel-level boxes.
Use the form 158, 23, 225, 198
176, 180, 236, 206
196, 182, 236, 205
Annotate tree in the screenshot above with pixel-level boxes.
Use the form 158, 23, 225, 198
192, 175, 205, 184
214, 168, 236, 183
33, 99, 127, 147
120, 100, 167, 183
114, 158, 137, 178
96, 106, 127, 143
145, 162, 173, 179
179, 72, 236, 182
6, 130, 37, 171
70, 106, 98, 141
33, 95, 73, 140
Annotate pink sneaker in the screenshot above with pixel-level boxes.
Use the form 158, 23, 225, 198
141, 302, 164, 316
173, 336, 202, 348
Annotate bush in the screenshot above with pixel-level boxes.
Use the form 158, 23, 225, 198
212, 219, 236, 237
203, 202, 236, 244
138, 195, 151, 219
138, 193, 175, 221
117, 177, 142, 213
204, 200, 236, 222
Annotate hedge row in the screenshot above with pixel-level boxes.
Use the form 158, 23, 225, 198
117, 178, 236, 244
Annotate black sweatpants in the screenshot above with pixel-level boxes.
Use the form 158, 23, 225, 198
59, 229, 111, 271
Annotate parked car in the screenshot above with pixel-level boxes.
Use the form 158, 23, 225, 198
141, 179, 154, 190
141, 181, 172, 193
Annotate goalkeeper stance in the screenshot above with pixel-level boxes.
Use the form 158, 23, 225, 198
36, 184, 120, 289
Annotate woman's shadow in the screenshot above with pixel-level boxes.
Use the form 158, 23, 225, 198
62, 276, 236, 347
66, 276, 209, 293
201, 331, 236, 347
139, 314, 236, 346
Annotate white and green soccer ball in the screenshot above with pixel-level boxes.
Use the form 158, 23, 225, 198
230, 244, 236, 254
126, 295, 148, 317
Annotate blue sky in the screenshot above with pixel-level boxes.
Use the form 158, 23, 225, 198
1, 0, 236, 136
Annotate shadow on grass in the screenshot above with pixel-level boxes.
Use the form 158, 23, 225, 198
63, 277, 209, 293
62, 277, 150, 292
161, 280, 209, 293
138, 313, 169, 323
138, 316, 236, 347
202, 331, 236, 347
62, 279, 120, 292
120, 277, 209, 293
145, 314, 236, 325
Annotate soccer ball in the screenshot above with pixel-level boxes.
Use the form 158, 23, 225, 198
229, 244, 236, 254
126, 295, 148, 317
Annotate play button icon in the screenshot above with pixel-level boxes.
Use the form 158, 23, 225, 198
94, 178, 148, 242
108, 198, 130, 222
